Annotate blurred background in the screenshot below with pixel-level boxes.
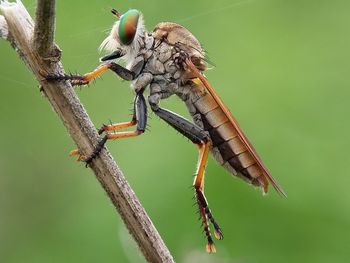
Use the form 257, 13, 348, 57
1, 0, 350, 262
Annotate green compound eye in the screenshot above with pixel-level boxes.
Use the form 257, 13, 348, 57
118, 9, 140, 45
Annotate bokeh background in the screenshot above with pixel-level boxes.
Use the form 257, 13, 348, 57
1, 0, 350, 262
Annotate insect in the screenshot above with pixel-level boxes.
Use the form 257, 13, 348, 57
46, 8, 286, 253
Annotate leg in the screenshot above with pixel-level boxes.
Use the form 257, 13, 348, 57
194, 142, 224, 253
70, 119, 136, 160
97, 120, 136, 135
150, 105, 208, 144
70, 95, 140, 160
45, 62, 135, 86
100, 50, 124, 62
149, 99, 223, 252
97, 94, 141, 135
82, 92, 147, 165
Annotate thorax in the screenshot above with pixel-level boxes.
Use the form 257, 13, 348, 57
131, 35, 192, 99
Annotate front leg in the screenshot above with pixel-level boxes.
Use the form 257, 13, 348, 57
45, 62, 135, 86
45, 54, 146, 86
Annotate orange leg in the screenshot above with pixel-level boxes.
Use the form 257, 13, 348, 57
106, 130, 142, 140
45, 64, 110, 86
45, 62, 135, 86
83, 130, 143, 164
71, 130, 144, 162
194, 141, 223, 253
98, 120, 136, 135
71, 92, 147, 164
70, 121, 138, 160
80, 64, 110, 83
149, 102, 223, 252
194, 142, 211, 191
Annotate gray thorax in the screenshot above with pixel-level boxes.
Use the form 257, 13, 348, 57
128, 34, 196, 110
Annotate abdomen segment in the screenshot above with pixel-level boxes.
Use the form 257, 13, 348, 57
187, 90, 270, 193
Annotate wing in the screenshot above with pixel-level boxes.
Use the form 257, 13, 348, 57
153, 22, 207, 71
185, 59, 286, 197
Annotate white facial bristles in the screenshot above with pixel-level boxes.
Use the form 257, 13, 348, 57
99, 21, 121, 53
0, 15, 8, 39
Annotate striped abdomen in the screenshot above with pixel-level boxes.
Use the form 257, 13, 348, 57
184, 85, 271, 193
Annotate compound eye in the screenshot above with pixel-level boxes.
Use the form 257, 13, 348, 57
118, 9, 140, 45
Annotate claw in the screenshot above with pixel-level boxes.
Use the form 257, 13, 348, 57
70, 149, 80, 156
206, 242, 216, 253
69, 149, 86, 162
214, 229, 224, 240
76, 155, 86, 162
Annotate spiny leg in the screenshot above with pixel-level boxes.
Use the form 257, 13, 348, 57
97, 94, 141, 135
70, 120, 138, 160
80, 92, 146, 165
83, 130, 143, 165
149, 99, 223, 252
71, 97, 139, 160
194, 141, 215, 252
98, 120, 136, 135
194, 142, 223, 253
45, 62, 135, 86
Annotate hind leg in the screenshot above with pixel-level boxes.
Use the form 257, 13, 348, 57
149, 97, 223, 252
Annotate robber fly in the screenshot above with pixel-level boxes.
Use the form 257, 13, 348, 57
46, 8, 286, 253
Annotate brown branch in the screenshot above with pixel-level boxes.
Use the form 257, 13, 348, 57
33, 0, 55, 57
0, 1, 175, 262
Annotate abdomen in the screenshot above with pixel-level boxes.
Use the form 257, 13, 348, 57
184, 84, 269, 191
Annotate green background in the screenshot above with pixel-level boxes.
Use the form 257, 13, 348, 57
1, 0, 349, 262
